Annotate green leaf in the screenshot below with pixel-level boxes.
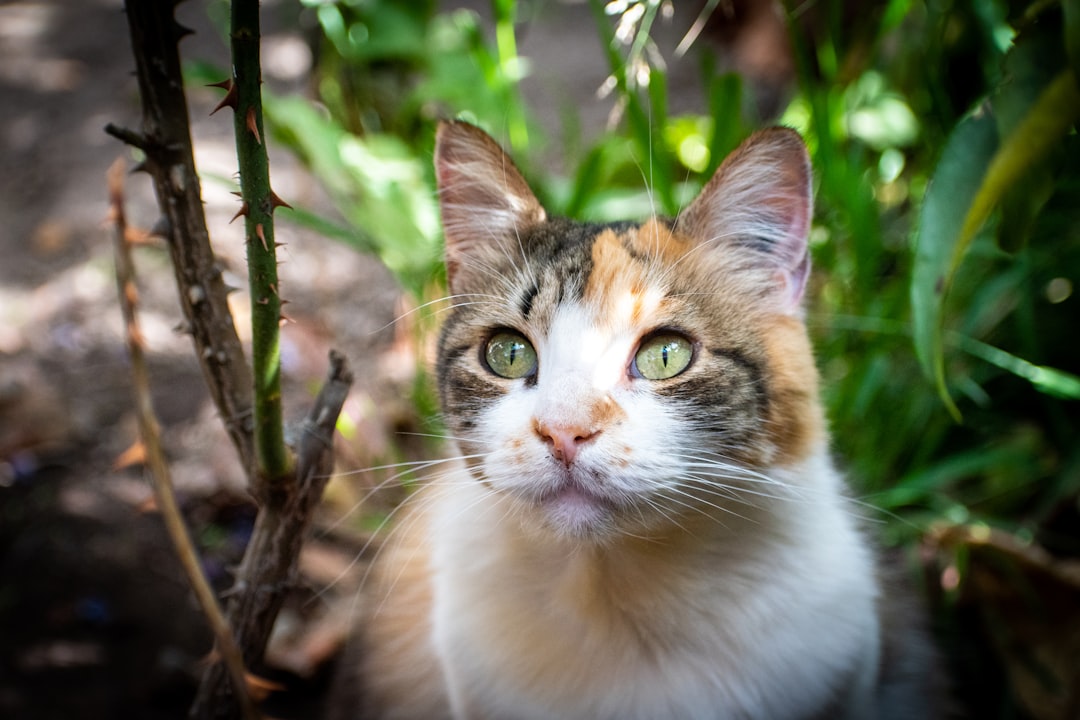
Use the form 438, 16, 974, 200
1064, 0, 1080, 82
911, 109, 999, 420
263, 94, 441, 298
912, 69, 1080, 419
960, 70, 1080, 270
950, 333, 1080, 400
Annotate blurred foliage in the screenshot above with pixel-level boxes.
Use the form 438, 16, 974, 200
255, 0, 1078, 537
192, 1, 1079, 715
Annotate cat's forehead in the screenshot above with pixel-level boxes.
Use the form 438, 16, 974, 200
583, 219, 690, 317
517, 218, 691, 326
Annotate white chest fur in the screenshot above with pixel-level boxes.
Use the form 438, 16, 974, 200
427, 451, 881, 720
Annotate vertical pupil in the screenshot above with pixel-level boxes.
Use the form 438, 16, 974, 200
661, 343, 670, 367
509, 343, 518, 365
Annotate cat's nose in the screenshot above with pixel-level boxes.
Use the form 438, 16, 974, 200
534, 420, 600, 467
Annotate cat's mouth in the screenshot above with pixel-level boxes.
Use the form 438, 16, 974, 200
531, 476, 621, 536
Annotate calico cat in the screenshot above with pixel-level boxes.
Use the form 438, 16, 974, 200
335, 121, 943, 719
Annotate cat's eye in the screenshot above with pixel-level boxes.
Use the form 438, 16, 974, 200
633, 333, 694, 380
484, 331, 538, 379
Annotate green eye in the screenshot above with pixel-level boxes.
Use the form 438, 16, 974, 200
484, 332, 538, 379
634, 333, 693, 380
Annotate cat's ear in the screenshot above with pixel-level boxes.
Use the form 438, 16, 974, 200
676, 127, 812, 312
434, 121, 546, 290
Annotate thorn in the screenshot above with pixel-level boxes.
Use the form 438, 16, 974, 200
210, 83, 239, 115
269, 190, 292, 212
246, 108, 262, 144
149, 216, 171, 240
206, 78, 233, 91
268, 283, 278, 296
230, 201, 249, 224
230, 191, 242, 197
174, 22, 194, 40
113, 440, 147, 471
104, 123, 151, 151
279, 299, 291, 307
257, 297, 270, 305
279, 314, 293, 327
124, 279, 139, 307
127, 323, 146, 349
274, 242, 286, 249
124, 226, 152, 245
255, 223, 268, 251
244, 670, 286, 701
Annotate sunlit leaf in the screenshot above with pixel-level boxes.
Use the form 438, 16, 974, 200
910, 109, 998, 419
958, 68, 1080, 278
912, 59, 1080, 418
951, 333, 1080, 400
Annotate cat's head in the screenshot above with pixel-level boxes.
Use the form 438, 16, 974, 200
433, 121, 823, 540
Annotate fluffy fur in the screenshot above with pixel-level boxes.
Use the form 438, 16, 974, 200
333, 122, 942, 720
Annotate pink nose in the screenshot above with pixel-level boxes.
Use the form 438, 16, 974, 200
534, 420, 600, 467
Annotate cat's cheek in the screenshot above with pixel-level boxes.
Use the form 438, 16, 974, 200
473, 392, 543, 483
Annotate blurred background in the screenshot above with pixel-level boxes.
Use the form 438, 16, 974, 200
1, 0, 1077, 717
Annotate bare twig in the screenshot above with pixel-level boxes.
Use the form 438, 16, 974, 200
191, 351, 354, 718
108, 159, 260, 720
108, 0, 255, 476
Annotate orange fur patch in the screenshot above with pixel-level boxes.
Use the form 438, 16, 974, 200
759, 315, 824, 465
585, 223, 691, 324
588, 393, 626, 429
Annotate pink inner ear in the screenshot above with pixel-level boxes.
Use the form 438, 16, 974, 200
677, 127, 813, 313
777, 251, 810, 310
434, 121, 545, 292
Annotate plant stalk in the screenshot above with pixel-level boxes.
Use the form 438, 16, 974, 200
231, 0, 289, 483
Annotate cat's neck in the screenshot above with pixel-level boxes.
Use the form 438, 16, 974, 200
427, 444, 882, 719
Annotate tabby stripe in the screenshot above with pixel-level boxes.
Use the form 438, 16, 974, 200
519, 283, 539, 319
709, 347, 769, 412
441, 341, 474, 368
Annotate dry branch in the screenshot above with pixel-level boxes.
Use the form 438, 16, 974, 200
191, 352, 354, 718
108, 159, 259, 720
105, 0, 255, 475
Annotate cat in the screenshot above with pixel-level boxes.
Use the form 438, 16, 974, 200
331, 121, 944, 720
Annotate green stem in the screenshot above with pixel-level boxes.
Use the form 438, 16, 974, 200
492, 0, 529, 154
232, 0, 289, 480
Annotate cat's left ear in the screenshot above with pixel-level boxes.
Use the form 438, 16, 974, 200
434, 121, 546, 291
676, 127, 812, 312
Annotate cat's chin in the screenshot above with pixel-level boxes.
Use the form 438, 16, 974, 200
533, 481, 620, 539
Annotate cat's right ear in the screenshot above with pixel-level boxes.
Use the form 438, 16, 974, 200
676, 127, 812, 313
434, 121, 546, 290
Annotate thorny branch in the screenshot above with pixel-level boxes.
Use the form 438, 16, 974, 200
105, 0, 255, 476
107, 160, 259, 720
219, 0, 291, 484
191, 352, 354, 719
107, 1, 356, 718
